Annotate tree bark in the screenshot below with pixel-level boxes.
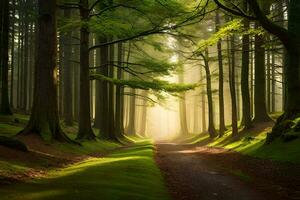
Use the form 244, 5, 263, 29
228, 35, 238, 137
77, 0, 96, 140
215, 10, 226, 136
0, 0, 12, 115
62, 9, 73, 126
127, 88, 136, 135
178, 67, 189, 135
203, 49, 217, 138
115, 42, 125, 138
253, 23, 271, 123
19, 0, 72, 142
241, 15, 252, 130
139, 90, 148, 137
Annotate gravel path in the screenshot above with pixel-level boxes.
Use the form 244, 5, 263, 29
156, 143, 300, 200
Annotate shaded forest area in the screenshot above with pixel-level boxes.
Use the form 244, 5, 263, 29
0, 0, 300, 200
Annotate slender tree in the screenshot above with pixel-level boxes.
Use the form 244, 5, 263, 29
215, 10, 226, 136
201, 49, 217, 138
228, 34, 238, 137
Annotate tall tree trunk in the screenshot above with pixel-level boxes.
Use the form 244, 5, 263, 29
107, 42, 117, 140
127, 88, 136, 135
77, 0, 96, 140
200, 68, 207, 133
139, 90, 148, 137
193, 95, 199, 133
228, 35, 238, 137
215, 10, 226, 136
0, 0, 3, 104
73, 36, 80, 122
10, 0, 16, 109
203, 49, 217, 138
0, 0, 12, 115
241, 15, 252, 130
62, 9, 73, 126
178, 67, 189, 135
271, 39, 276, 113
253, 24, 271, 123
19, 0, 72, 142
96, 38, 110, 137
115, 42, 125, 138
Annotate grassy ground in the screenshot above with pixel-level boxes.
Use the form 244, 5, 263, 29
0, 114, 170, 200
0, 141, 170, 200
179, 121, 300, 164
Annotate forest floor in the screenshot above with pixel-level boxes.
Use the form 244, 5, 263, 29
0, 114, 170, 200
156, 143, 300, 200
156, 119, 300, 200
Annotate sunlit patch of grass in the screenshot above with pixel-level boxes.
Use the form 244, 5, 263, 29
188, 124, 300, 164
0, 124, 23, 136
0, 160, 29, 174
0, 142, 170, 200
55, 139, 121, 155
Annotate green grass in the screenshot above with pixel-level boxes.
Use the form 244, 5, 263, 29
0, 123, 23, 136
186, 124, 300, 164
55, 139, 121, 155
0, 160, 29, 174
0, 141, 170, 200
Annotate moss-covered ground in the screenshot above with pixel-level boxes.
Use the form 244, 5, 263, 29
0, 114, 170, 200
180, 120, 300, 164
0, 141, 170, 200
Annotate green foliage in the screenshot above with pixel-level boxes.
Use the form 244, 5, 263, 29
90, 74, 199, 93
196, 19, 264, 52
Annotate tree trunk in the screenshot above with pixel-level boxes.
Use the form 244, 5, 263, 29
77, 0, 96, 140
253, 24, 271, 123
62, 9, 73, 126
107, 42, 118, 140
10, 0, 16, 109
200, 68, 207, 133
139, 90, 148, 137
228, 35, 238, 137
178, 67, 189, 135
203, 49, 217, 138
215, 10, 226, 136
0, 0, 12, 115
127, 88, 136, 135
19, 0, 72, 142
115, 42, 125, 138
241, 16, 252, 130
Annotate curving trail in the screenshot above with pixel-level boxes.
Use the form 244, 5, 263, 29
156, 143, 300, 200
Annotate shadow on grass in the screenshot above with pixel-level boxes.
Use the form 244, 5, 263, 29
0, 143, 170, 200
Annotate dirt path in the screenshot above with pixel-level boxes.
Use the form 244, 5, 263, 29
155, 143, 300, 200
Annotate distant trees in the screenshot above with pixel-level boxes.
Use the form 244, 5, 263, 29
214, 0, 300, 142
2, 0, 297, 144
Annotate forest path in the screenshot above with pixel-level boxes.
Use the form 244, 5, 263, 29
155, 143, 300, 200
